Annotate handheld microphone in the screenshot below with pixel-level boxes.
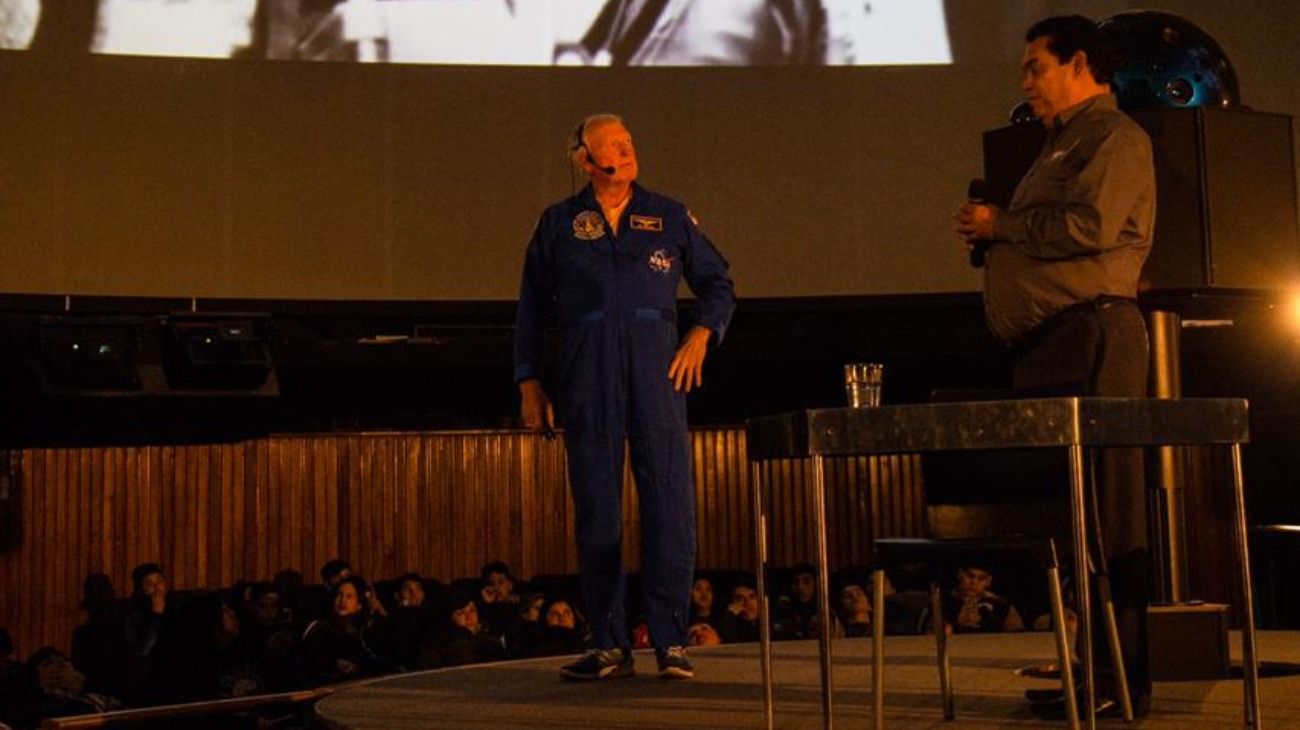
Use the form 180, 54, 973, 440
966, 178, 990, 268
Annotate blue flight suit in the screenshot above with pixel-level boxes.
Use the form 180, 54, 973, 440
513, 182, 735, 650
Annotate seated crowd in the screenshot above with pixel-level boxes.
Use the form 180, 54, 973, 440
0, 558, 1032, 727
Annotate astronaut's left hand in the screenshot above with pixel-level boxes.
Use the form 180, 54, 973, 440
668, 325, 712, 393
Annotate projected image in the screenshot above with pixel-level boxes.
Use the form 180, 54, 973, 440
2, 0, 952, 66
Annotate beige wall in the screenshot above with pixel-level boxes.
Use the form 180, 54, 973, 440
0, 1, 1296, 300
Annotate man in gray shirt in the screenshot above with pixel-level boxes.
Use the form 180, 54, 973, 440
954, 15, 1155, 719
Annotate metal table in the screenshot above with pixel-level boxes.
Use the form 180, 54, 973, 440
745, 397, 1260, 730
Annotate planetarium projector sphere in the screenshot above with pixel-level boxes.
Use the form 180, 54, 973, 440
1099, 10, 1240, 109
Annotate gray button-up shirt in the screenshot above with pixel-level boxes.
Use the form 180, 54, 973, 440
984, 93, 1155, 343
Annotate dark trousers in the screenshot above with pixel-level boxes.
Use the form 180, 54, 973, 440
565, 428, 696, 652
1012, 299, 1152, 699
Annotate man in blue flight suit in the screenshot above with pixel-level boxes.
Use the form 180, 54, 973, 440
513, 113, 735, 681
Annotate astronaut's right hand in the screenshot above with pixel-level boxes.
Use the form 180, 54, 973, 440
519, 379, 555, 434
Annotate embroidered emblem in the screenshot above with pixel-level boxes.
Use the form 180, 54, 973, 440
630, 215, 663, 232
572, 210, 606, 241
647, 249, 675, 274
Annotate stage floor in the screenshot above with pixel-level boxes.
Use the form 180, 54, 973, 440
315, 631, 1300, 729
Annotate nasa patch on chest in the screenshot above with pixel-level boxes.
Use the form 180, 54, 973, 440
647, 249, 675, 274
572, 210, 606, 241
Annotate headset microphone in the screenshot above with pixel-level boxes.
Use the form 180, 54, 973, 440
967, 178, 990, 268
573, 119, 616, 176
586, 150, 616, 176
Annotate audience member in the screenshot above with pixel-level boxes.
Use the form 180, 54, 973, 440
68, 574, 129, 701
688, 575, 719, 628
299, 576, 390, 685
477, 561, 521, 636
0, 627, 25, 725
421, 593, 507, 669
240, 582, 303, 692
175, 593, 264, 701
687, 621, 722, 648
7, 647, 121, 729
124, 563, 182, 704
511, 597, 587, 659
772, 564, 843, 640
319, 559, 352, 590
504, 592, 546, 655
319, 559, 386, 619
716, 578, 761, 644
943, 564, 1025, 634
379, 573, 437, 671
838, 582, 872, 637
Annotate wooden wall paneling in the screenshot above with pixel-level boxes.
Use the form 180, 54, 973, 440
465, 435, 486, 579
18, 451, 37, 652
74, 450, 89, 612
109, 448, 127, 603
20, 449, 35, 652
353, 435, 372, 578
378, 436, 397, 579
53, 448, 70, 646
493, 434, 512, 574
413, 436, 433, 578
271, 439, 289, 579
480, 433, 500, 579
503, 434, 525, 579
396, 437, 417, 578
334, 436, 355, 580
480, 433, 502, 579
24, 449, 41, 652
447, 434, 467, 581
704, 431, 721, 568
313, 437, 337, 581
227, 444, 244, 586
41, 448, 57, 646
424, 435, 447, 581
532, 434, 565, 576
198, 444, 214, 589
294, 437, 313, 579
249, 440, 269, 583
96, 448, 112, 580
1, 428, 929, 656
734, 430, 752, 568
693, 431, 713, 570
515, 436, 533, 580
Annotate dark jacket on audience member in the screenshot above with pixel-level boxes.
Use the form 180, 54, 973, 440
299, 615, 390, 685
420, 624, 507, 669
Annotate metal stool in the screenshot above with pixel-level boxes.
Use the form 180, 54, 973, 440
869, 537, 1131, 730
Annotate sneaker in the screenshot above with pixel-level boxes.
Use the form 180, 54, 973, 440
559, 648, 635, 681
656, 646, 695, 680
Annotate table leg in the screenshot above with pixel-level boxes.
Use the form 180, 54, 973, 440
1069, 444, 1096, 730
811, 454, 835, 729
1231, 444, 1262, 728
930, 582, 954, 719
872, 568, 885, 730
1048, 565, 1081, 730
752, 462, 774, 730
